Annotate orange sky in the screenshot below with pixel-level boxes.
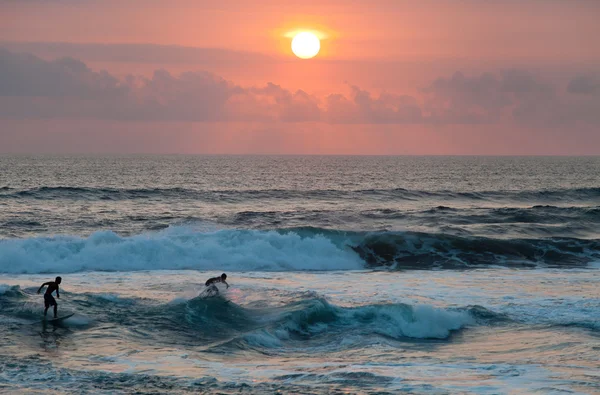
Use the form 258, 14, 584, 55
1, 0, 599, 154
3, 1, 598, 60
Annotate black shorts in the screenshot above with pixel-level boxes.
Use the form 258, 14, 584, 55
44, 293, 57, 308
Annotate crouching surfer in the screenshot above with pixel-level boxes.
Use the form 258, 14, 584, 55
203, 273, 229, 297
37, 276, 62, 318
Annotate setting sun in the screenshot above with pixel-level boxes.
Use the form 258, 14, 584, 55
291, 32, 320, 59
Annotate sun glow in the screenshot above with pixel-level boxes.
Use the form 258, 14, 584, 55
291, 32, 321, 59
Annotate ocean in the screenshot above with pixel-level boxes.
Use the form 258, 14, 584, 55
0, 155, 598, 394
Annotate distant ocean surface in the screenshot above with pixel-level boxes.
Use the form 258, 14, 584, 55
1, 155, 599, 394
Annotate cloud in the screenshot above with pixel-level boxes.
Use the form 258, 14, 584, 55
130, 69, 242, 121
422, 70, 556, 123
0, 41, 275, 65
568, 74, 600, 96
423, 69, 600, 125
325, 86, 422, 124
0, 49, 125, 98
246, 83, 322, 122
0, 48, 598, 125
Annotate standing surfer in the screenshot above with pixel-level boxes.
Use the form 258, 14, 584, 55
37, 276, 62, 318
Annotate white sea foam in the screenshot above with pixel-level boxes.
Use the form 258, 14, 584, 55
63, 315, 91, 326
367, 304, 474, 339
331, 303, 474, 339
0, 227, 363, 274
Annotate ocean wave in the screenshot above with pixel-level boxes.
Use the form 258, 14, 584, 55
359, 205, 600, 237
244, 298, 477, 344
2, 285, 595, 351
0, 287, 483, 342
0, 227, 363, 274
350, 231, 600, 269
1, 186, 192, 201
362, 205, 600, 222
156, 297, 494, 344
0, 227, 598, 274
3, 203, 599, 241
1, 185, 599, 203
0, 284, 25, 298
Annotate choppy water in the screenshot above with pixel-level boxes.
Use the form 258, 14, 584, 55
0, 155, 599, 394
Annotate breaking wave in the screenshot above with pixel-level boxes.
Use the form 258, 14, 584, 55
0, 288, 482, 342
239, 298, 477, 347
0, 226, 598, 274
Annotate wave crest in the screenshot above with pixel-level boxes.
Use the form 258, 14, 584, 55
276, 299, 476, 340
351, 231, 600, 269
0, 226, 598, 274
0, 228, 362, 274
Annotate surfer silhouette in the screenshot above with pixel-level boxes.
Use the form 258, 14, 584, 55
37, 276, 62, 318
204, 273, 229, 296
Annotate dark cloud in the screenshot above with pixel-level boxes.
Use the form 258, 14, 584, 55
423, 69, 599, 125
130, 70, 242, 121
422, 70, 557, 123
568, 74, 600, 95
0, 48, 125, 98
0, 48, 598, 125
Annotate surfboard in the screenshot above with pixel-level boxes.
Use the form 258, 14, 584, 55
199, 284, 221, 298
42, 313, 74, 324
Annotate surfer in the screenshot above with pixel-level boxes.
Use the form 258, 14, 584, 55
204, 273, 229, 296
37, 276, 62, 318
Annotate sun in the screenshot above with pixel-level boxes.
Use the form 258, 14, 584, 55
291, 32, 320, 59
